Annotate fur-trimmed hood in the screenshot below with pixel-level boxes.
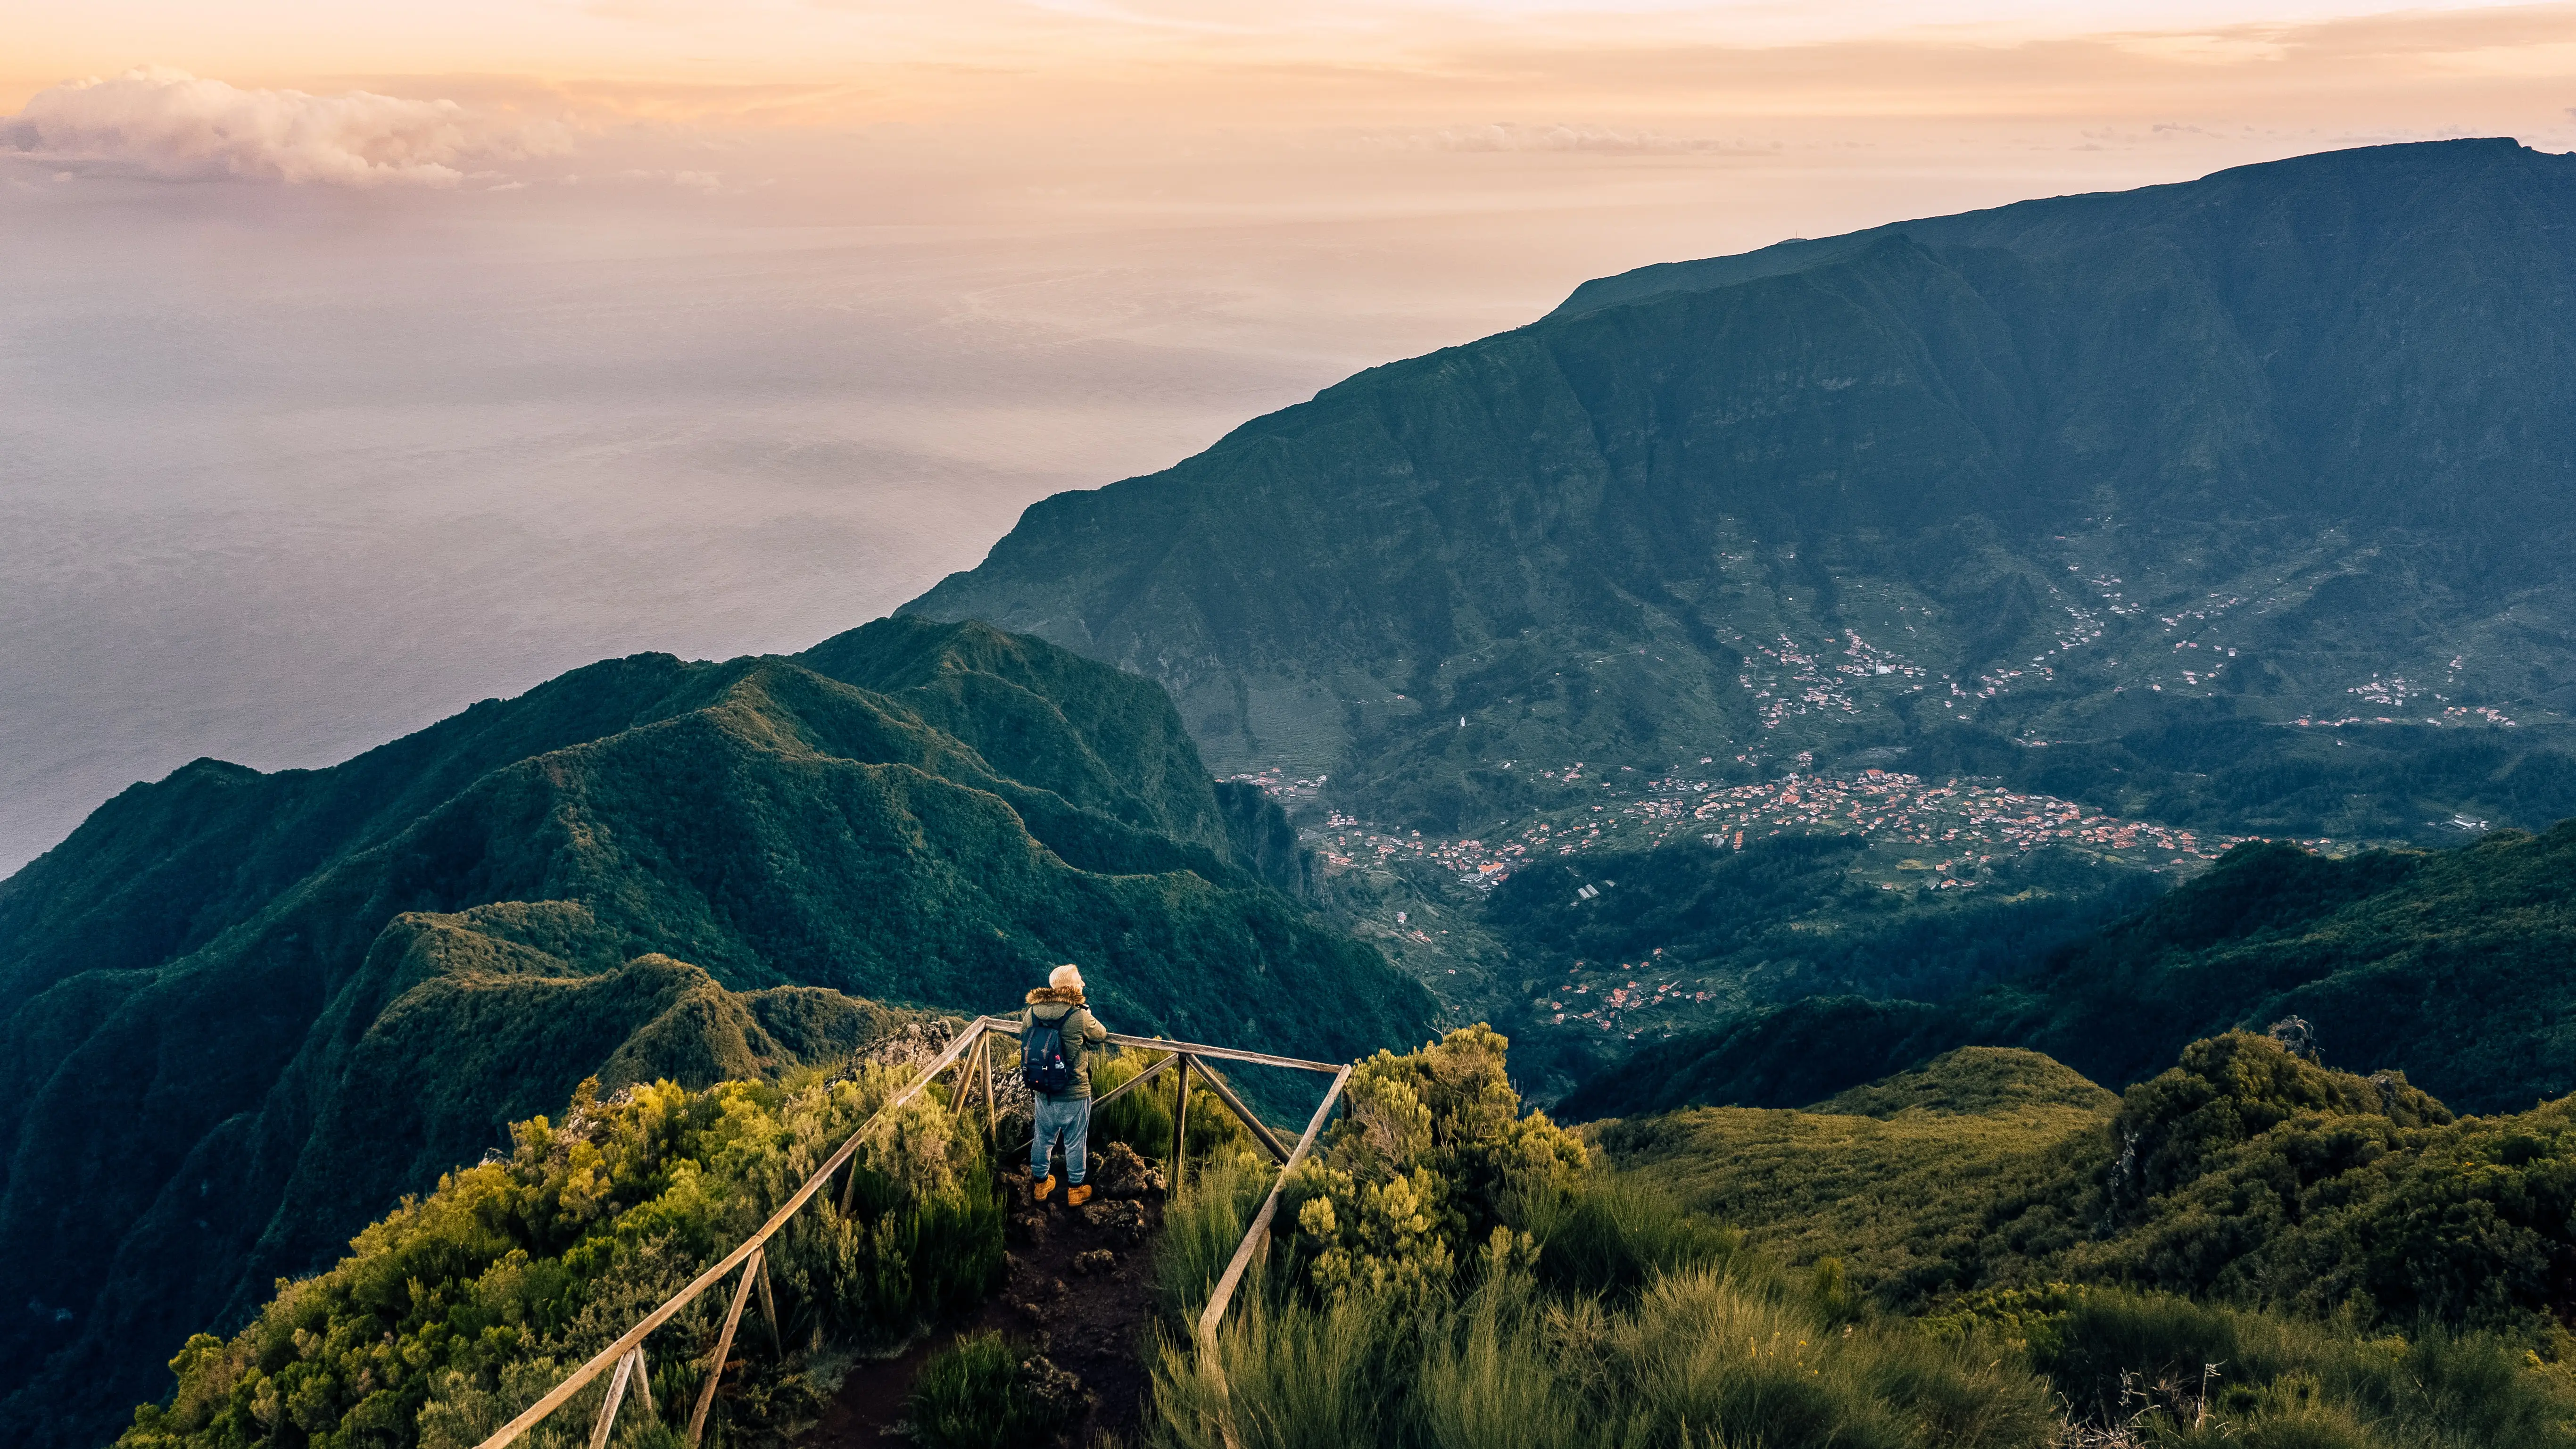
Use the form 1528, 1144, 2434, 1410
1026, 985, 1087, 1007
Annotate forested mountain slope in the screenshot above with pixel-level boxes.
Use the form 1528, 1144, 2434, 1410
1560, 821, 2576, 1121
908, 139, 2576, 842
0, 617, 1432, 1449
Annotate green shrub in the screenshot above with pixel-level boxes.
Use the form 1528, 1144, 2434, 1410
907, 1332, 1052, 1449
1933, 1285, 2576, 1449
121, 1063, 1005, 1449
1282, 1026, 1585, 1303
1149, 1027, 2057, 1449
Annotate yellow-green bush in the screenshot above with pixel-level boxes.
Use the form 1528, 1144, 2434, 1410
119, 1064, 1002, 1449
1282, 1026, 1584, 1303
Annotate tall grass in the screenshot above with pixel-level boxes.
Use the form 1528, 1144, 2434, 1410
1155, 1290, 1411, 1449
1152, 1149, 1273, 1325
1512, 1171, 1748, 1299
907, 1330, 1053, 1449
2022, 1289, 2576, 1449
1149, 1260, 2057, 1449
1145, 1169, 2058, 1449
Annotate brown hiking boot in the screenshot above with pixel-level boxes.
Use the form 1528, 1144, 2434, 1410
1066, 1184, 1092, 1207
1033, 1175, 1057, 1203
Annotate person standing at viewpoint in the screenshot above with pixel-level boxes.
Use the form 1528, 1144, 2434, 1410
1021, 963, 1110, 1206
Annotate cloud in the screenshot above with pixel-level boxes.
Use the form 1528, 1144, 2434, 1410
1371, 122, 1760, 154
0, 67, 568, 185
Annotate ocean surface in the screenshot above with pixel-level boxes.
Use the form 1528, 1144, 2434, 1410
0, 171, 1594, 871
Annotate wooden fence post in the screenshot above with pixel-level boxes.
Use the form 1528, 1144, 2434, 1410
687, 1250, 762, 1447
756, 1255, 781, 1355
1170, 1054, 1193, 1192
587, 1347, 637, 1449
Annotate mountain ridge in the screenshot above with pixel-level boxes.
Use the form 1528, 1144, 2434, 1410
906, 138, 2576, 843
0, 617, 1432, 1449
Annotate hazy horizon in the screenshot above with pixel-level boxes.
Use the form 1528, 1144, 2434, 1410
6, 0, 2575, 872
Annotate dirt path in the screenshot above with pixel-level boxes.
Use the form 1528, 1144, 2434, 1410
803, 1156, 1168, 1447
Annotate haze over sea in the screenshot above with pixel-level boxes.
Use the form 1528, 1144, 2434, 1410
8, 0, 2575, 872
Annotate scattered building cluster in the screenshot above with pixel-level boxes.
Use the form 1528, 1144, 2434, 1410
1678, 770, 2225, 869
1741, 634, 1865, 730
1538, 951, 1712, 1038
2307, 674, 2518, 728
1237, 762, 2254, 898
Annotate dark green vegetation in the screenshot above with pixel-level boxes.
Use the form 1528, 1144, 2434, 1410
117, 1023, 2576, 1448
1142, 1028, 2575, 1447
0, 618, 1432, 1449
908, 139, 2576, 843
1479, 833, 2160, 1093
1938, 1287, 2576, 1449
903, 1332, 1048, 1449
1585, 1035, 2576, 1445
1591, 1035, 2576, 1333
118, 1061, 1003, 1449
1563, 822, 2576, 1120
114, 1040, 1259, 1449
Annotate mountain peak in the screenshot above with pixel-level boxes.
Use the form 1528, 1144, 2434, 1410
906, 139, 2576, 841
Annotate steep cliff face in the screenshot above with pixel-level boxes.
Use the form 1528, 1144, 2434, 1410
907, 140, 2576, 840
0, 617, 1432, 1449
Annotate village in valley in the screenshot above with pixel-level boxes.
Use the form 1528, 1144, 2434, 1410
1216, 551, 2550, 1052
1234, 761, 2262, 895
1224, 756, 2346, 1049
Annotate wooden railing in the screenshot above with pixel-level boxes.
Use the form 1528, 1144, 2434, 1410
473, 1014, 1349, 1449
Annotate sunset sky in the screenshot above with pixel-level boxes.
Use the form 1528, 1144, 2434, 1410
4, 1, 2574, 871
10, 1, 2576, 197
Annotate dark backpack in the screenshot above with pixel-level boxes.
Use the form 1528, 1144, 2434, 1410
1021, 1011, 1080, 1094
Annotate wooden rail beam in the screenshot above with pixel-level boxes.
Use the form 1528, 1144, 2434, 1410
977, 1018, 1342, 1076
978, 1034, 997, 1140
756, 1255, 781, 1355
1186, 1059, 1292, 1163
1090, 1049, 1177, 1110
1197, 1063, 1352, 1352
473, 1018, 990, 1449
587, 1347, 641, 1449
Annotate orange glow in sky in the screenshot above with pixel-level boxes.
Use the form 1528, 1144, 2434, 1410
11, 2, 2576, 137
9, 1, 2571, 261
4, 1, 2572, 872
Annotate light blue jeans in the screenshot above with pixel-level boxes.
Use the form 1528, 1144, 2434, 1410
1031, 1093, 1092, 1185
